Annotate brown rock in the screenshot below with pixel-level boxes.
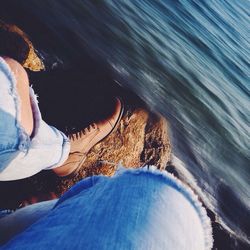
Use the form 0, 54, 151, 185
56, 107, 171, 195
0, 22, 44, 71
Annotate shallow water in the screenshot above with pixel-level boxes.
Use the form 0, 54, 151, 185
1, 0, 250, 248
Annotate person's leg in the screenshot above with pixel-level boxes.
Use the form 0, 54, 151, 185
0, 56, 70, 180
0, 56, 123, 180
3, 57, 33, 136
1, 167, 213, 250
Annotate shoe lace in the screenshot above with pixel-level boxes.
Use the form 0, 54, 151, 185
69, 123, 97, 140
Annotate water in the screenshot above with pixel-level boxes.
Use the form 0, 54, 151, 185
2, 0, 250, 248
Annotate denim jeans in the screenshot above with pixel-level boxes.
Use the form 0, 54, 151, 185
0, 57, 70, 181
0, 167, 213, 250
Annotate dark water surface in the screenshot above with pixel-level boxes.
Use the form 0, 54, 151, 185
1, 0, 249, 249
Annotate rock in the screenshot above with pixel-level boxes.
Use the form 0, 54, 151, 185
0, 22, 44, 71
56, 107, 171, 194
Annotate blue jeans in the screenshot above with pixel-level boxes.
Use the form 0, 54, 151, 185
0, 57, 70, 181
0, 167, 213, 249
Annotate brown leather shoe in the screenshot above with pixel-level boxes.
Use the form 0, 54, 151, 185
53, 98, 124, 177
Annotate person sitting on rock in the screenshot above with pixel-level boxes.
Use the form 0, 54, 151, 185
0, 26, 123, 181
0, 26, 213, 250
